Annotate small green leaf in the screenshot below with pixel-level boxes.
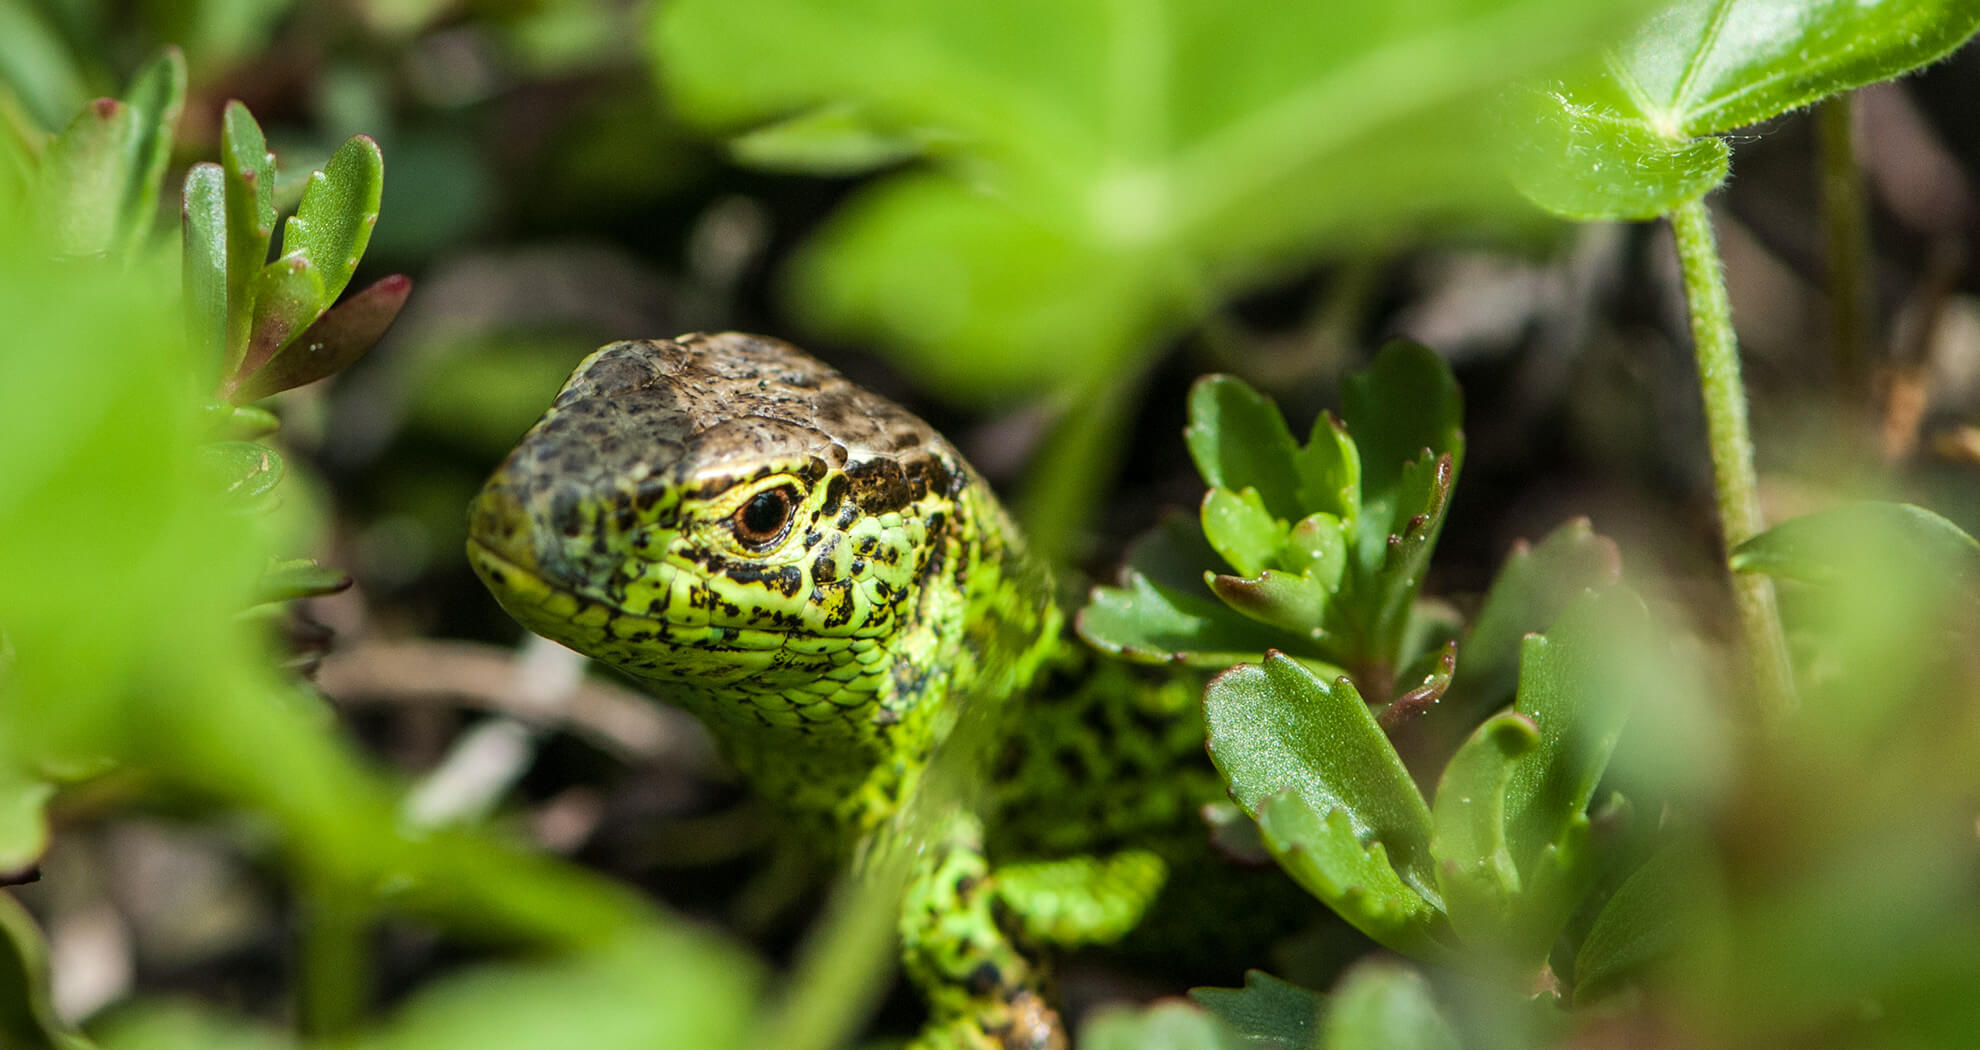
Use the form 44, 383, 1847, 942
1730, 501, 1980, 585
0, 894, 91, 1050
234, 255, 328, 395
1284, 512, 1349, 592
1210, 569, 1330, 637
235, 273, 411, 401
1256, 791, 1451, 961
1205, 653, 1434, 889
1190, 971, 1323, 1050
1431, 712, 1539, 948
36, 97, 139, 256
181, 163, 229, 369
1340, 341, 1463, 545
220, 101, 276, 376
1202, 486, 1284, 579
200, 401, 281, 441
1456, 519, 1623, 715
727, 102, 930, 175
1573, 839, 1709, 1003
1338, 451, 1456, 664
0, 767, 52, 877
1187, 375, 1309, 524
1517, 0, 1980, 220
1503, 587, 1651, 874
113, 47, 185, 257
198, 441, 284, 502
1320, 960, 1460, 1050
277, 134, 383, 305
1294, 415, 1360, 524
1080, 514, 1317, 669
1081, 1000, 1247, 1050
255, 559, 352, 604
93, 1000, 293, 1050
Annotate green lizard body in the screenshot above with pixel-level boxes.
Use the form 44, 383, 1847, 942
468, 334, 1242, 1048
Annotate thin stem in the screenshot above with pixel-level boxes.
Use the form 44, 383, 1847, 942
296, 880, 370, 1037
1668, 198, 1796, 722
1817, 94, 1872, 395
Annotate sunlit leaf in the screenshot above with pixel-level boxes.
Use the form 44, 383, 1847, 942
1454, 519, 1622, 715
1256, 791, 1451, 961
236, 274, 411, 401
220, 101, 276, 376
181, 163, 229, 369
1429, 711, 1539, 951
277, 134, 383, 306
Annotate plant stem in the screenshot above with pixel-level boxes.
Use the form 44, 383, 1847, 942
1817, 94, 1872, 395
1668, 198, 1796, 722
296, 880, 370, 1037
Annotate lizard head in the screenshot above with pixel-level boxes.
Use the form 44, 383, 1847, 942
467, 333, 984, 739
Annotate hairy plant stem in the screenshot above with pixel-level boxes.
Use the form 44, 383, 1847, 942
1668, 198, 1796, 722
1817, 94, 1872, 395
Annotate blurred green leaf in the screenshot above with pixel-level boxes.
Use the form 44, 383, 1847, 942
181, 163, 229, 369
1454, 519, 1622, 715
0, 3, 90, 131
36, 97, 139, 256
1204, 654, 1433, 889
726, 103, 929, 175
1081, 1000, 1246, 1050
1256, 791, 1450, 960
0, 894, 91, 1050
1189, 970, 1323, 1050
655, 0, 1645, 400
1429, 711, 1539, 950
113, 48, 184, 257
1080, 515, 1319, 670
220, 101, 276, 376
1188, 376, 1308, 524
256, 559, 353, 604
0, 769, 51, 876
1517, 0, 1980, 220
198, 441, 285, 503
278, 135, 383, 307
1320, 961, 1459, 1050
95, 1000, 295, 1050
236, 274, 410, 401
1573, 839, 1707, 1003
1730, 501, 1980, 586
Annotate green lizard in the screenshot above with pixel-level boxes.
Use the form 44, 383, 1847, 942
467, 333, 1251, 1048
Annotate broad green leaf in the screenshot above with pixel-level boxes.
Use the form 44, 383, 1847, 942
0, 895, 91, 1050
113, 48, 185, 257
1730, 501, 1980, 586
1456, 519, 1622, 714
1256, 791, 1451, 962
654, 0, 1648, 401
1320, 960, 1460, 1050
1429, 711, 1539, 951
236, 273, 411, 401
1080, 515, 1318, 669
1339, 341, 1463, 543
1518, 0, 1980, 220
1202, 486, 1285, 579
1082, 1000, 1247, 1050
1204, 653, 1433, 888
1188, 376, 1306, 524
1574, 839, 1708, 1003
277, 134, 384, 305
36, 97, 139, 256
181, 163, 229, 369
1502, 588, 1650, 873
1190, 971, 1322, 1050
220, 101, 276, 376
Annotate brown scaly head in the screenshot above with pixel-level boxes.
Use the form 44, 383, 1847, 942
467, 333, 1057, 827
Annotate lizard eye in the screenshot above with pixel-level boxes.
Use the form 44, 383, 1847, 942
732, 485, 797, 549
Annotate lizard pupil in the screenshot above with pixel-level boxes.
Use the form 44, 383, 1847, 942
735, 487, 795, 546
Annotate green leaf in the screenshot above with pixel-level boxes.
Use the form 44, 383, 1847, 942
1517, 0, 1980, 220
1283, 513, 1349, 593
1429, 711, 1539, 950
1190, 970, 1324, 1050
94, 1001, 294, 1050
726, 102, 930, 175
1730, 501, 1980, 586
36, 97, 139, 256
220, 101, 276, 376
277, 134, 384, 305
1188, 376, 1307, 524
0, 894, 91, 1050
1210, 570, 1330, 637
198, 441, 285, 503
0, 767, 52, 877
113, 48, 186, 257
1202, 486, 1284, 579
181, 163, 229, 369
255, 559, 352, 604
1204, 653, 1434, 889
1502, 588, 1650, 874
654, 0, 1650, 402
1256, 791, 1451, 962
1294, 415, 1360, 524
235, 255, 328, 395
235, 273, 411, 401
1456, 519, 1623, 714
1574, 839, 1709, 1003
1339, 341, 1463, 547
1320, 960, 1460, 1050
1082, 1000, 1247, 1050
1080, 514, 1318, 669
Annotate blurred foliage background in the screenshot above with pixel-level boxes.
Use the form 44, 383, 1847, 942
4, 0, 1980, 1047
